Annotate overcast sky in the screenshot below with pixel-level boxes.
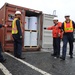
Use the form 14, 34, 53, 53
0, 0, 75, 22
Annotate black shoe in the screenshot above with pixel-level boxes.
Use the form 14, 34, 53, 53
0, 59, 6, 63
51, 54, 56, 56
60, 57, 65, 60
15, 56, 25, 59
17, 57, 25, 59
56, 56, 60, 58
70, 55, 73, 58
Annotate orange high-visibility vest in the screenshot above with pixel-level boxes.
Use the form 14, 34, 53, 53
12, 18, 22, 34
64, 20, 73, 32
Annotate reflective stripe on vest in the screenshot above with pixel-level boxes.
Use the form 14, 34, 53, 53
64, 20, 73, 32
12, 18, 18, 34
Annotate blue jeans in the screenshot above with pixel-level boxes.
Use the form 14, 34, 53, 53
0, 42, 4, 60
62, 33, 73, 58
12, 34, 22, 57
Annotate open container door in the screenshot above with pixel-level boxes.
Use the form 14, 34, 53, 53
42, 14, 54, 48
23, 9, 42, 51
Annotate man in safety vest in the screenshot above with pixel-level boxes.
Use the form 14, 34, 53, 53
12, 11, 25, 59
60, 15, 75, 60
0, 24, 7, 63
44, 17, 62, 58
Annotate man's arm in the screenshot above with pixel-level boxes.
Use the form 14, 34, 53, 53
0, 24, 3, 28
72, 21, 75, 29
61, 23, 64, 31
44, 26, 54, 30
16, 20, 22, 38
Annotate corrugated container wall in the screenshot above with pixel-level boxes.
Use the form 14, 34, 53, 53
42, 14, 54, 49
0, 3, 42, 52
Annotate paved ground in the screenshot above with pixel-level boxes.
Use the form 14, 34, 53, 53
0, 70, 4, 75
24, 52, 75, 75
0, 50, 75, 75
2, 53, 42, 75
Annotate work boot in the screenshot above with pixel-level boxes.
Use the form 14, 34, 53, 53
56, 55, 60, 58
18, 57, 25, 59
16, 56, 25, 59
70, 55, 73, 58
0, 59, 6, 63
14, 55, 25, 59
51, 54, 56, 57
60, 56, 65, 60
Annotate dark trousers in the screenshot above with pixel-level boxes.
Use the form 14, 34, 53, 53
0, 42, 4, 60
12, 34, 22, 57
62, 33, 74, 58
53, 37, 61, 57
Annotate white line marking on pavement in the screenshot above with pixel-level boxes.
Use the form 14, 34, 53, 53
5, 52, 52, 75
0, 63, 12, 75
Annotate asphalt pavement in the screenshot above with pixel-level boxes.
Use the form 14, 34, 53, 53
0, 50, 75, 75
0, 70, 4, 75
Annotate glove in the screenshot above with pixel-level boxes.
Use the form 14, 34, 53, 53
20, 36, 22, 39
44, 27, 47, 29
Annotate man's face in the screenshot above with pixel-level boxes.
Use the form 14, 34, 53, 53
65, 16, 70, 21
53, 20, 58, 24
16, 14, 21, 20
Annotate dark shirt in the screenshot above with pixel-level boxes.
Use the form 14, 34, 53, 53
61, 21, 75, 35
0, 24, 3, 28
16, 19, 22, 37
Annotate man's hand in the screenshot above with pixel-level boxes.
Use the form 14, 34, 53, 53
20, 36, 22, 39
44, 27, 47, 29
58, 33, 61, 37
5, 24, 8, 27
3, 24, 8, 27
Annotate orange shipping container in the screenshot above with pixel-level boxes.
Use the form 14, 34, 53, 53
0, 3, 43, 52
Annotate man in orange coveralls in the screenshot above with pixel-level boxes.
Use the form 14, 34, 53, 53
44, 17, 62, 58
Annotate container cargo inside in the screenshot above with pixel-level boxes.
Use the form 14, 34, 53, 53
0, 3, 54, 52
